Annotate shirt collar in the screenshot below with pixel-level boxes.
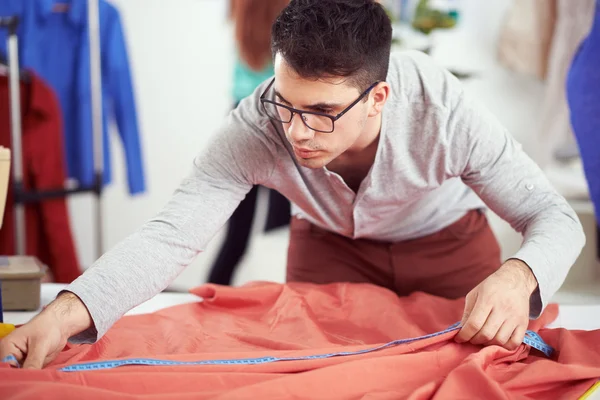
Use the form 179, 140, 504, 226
36, 0, 87, 26
0, 72, 52, 121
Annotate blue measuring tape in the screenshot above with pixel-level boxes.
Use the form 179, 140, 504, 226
523, 330, 554, 357
0, 322, 554, 372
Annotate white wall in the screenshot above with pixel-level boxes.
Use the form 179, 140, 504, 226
68, 0, 236, 289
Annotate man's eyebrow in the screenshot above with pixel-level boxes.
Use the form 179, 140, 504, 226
273, 89, 292, 105
273, 89, 343, 111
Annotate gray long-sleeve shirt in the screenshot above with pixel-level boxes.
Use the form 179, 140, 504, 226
65, 51, 585, 343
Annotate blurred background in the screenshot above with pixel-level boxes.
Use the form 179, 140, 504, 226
0, 0, 598, 303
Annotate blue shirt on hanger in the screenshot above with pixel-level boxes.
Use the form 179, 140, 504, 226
0, 0, 146, 194
567, 0, 600, 224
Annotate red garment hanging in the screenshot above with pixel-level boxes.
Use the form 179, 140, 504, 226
1, 282, 598, 399
0, 72, 81, 283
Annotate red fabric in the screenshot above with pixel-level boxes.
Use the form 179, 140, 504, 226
1, 282, 599, 399
0, 73, 81, 283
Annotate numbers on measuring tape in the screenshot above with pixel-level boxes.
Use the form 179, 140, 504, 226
1, 323, 554, 372
524, 331, 554, 357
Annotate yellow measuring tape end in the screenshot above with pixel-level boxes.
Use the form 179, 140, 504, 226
0, 323, 15, 339
580, 381, 600, 400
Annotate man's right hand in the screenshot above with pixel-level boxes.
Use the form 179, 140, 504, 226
0, 292, 92, 369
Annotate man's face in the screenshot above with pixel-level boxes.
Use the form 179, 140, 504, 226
272, 54, 372, 169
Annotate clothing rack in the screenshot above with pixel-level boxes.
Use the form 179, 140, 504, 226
0, 0, 105, 260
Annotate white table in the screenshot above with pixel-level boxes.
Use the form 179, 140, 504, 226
4, 284, 600, 331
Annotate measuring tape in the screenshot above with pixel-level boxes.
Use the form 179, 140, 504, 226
523, 330, 555, 357
0, 322, 554, 372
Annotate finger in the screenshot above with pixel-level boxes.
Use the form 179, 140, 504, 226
488, 319, 516, 347
470, 309, 504, 345
456, 296, 492, 343
460, 291, 478, 327
0, 341, 25, 367
22, 340, 47, 370
506, 322, 528, 351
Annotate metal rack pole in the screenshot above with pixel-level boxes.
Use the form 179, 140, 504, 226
88, 0, 104, 259
2, 17, 26, 255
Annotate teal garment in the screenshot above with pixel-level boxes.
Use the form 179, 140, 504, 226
232, 59, 274, 103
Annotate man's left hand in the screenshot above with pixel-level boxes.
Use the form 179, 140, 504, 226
455, 259, 538, 350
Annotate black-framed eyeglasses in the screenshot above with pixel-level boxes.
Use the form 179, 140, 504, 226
259, 78, 380, 133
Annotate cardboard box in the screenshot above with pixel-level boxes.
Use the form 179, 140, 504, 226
0, 256, 45, 311
0, 147, 45, 313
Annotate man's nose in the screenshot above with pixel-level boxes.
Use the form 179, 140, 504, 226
287, 113, 314, 143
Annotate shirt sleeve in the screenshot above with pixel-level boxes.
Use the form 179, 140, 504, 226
442, 68, 585, 318
105, 5, 146, 195
62, 98, 278, 343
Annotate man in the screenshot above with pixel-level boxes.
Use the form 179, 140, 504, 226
0, 0, 585, 369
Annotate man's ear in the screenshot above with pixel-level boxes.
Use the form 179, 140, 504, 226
369, 82, 390, 117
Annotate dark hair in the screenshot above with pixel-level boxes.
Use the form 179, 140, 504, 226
271, 0, 392, 91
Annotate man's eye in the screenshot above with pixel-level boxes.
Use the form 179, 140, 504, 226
316, 109, 333, 115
